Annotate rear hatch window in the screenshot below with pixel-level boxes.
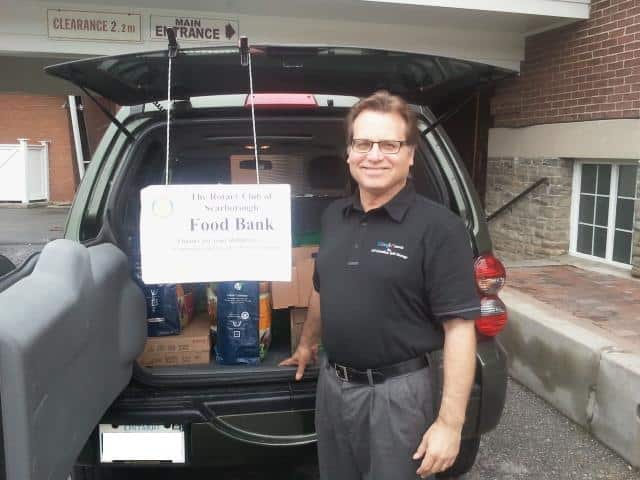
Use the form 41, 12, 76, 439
46, 46, 501, 109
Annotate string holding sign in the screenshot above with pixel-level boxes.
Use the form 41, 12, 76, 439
165, 27, 179, 185
240, 36, 260, 185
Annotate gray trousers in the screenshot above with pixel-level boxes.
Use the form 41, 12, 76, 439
315, 359, 436, 480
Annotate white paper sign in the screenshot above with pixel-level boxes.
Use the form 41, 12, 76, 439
150, 15, 239, 43
47, 9, 141, 42
140, 184, 291, 284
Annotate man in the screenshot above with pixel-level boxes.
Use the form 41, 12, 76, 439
280, 90, 479, 480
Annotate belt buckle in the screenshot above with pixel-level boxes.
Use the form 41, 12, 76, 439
334, 364, 349, 382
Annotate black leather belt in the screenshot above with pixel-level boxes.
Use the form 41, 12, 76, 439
328, 355, 429, 385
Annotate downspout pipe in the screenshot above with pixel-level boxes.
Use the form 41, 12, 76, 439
68, 95, 85, 180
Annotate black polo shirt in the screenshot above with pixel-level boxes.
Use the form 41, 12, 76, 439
312, 181, 480, 369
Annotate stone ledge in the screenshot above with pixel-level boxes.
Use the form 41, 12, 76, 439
499, 287, 640, 467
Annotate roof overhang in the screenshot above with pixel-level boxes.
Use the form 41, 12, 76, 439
0, 0, 590, 95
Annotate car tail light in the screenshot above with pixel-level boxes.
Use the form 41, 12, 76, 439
475, 255, 506, 295
474, 254, 507, 337
244, 93, 318, 109
476, 296, 508, 337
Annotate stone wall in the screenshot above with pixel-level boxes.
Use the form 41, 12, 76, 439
485, 157, 574, 260
632, 164, 640, 277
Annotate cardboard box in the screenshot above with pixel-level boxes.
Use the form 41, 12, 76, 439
272, 246, 318, 309
137, 350, 210, 367
271, 266, 300, 308
139, 313, 212, 367
290, 308, 307, 354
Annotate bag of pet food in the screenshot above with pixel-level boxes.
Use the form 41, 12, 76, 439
206, 283, 218, 333
144, 284, 180, 337
215, 282, 260, 365
206, 283, 218, 348
176, 284, 194, 329
259, 282, 272, 360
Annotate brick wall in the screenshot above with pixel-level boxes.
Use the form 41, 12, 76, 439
81, 94, 118, 156
486, 158, 574, 260
492, 0, 640, 127
0, 93, 76, 203
488, 0, 640, 272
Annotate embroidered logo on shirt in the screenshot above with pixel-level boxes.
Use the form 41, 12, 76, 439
370, 241, 408, 260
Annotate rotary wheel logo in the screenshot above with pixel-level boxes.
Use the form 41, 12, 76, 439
241, 311, 250, 320
234, 282, 243, 291
152, 197, 174, 218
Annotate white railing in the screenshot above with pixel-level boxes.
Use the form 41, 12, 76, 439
0, 139, 50, 203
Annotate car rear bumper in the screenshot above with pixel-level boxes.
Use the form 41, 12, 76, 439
76, 340, 507, 467
476, 338, 509, 433
77, 410, 317, 468
76, 379, 317, 467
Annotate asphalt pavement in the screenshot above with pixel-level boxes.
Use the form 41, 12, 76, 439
0, 205, 69, 268
470, 378, 639, 480
1, 206, 639, 479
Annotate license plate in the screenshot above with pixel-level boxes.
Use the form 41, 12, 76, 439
99, 424, 185, 463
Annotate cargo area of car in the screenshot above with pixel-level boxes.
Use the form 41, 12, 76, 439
110, 109, 453, 381
108, 111, 344, 380
134, 307, 299, 377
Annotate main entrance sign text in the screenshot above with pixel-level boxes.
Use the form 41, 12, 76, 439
150, 15, 239, 43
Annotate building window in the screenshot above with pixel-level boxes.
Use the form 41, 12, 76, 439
571, 161, 638, 266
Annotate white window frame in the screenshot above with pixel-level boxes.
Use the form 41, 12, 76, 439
569, 159, 638, 269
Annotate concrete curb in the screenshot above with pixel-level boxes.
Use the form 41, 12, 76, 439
498, 287, 640, 468
592, 351, 640, 466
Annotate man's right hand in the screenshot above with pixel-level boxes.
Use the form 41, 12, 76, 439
279, 344, 318, 381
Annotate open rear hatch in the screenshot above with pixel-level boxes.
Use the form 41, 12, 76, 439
45, 45, 501, 109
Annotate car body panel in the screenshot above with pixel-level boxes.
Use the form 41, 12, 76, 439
476, 339, 509, 433
73, 336, 506, 468
0, 240, 146, 479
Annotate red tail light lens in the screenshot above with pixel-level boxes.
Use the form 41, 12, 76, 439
244, 93, 318, 109
476, 296, 507, 337
474, 254, 508, 336
475, 255, 506, 295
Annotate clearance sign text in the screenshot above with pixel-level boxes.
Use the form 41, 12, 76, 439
47, 10, 141, 42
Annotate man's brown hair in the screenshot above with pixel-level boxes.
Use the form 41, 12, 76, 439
345, 90, 419, 147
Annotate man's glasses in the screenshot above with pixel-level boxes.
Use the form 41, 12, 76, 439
351, 139, 406, 154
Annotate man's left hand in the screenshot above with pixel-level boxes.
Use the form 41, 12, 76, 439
412, 417, 462, 478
